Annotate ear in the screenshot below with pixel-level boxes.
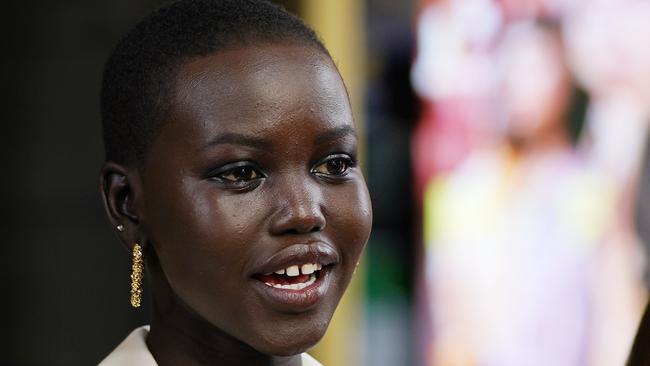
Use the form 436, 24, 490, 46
99, 161, 145, 251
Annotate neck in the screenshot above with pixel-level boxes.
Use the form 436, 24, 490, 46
144, 251, 303, 366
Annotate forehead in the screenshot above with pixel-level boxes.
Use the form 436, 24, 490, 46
166, 43, 353, 142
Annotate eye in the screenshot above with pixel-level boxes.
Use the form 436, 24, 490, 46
206, 162, 265, 189
312, 154, 356, 177
218, 165, 262, 182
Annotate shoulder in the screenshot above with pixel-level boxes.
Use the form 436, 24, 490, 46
301, 352, 324, 366
99, 325, 323, 366
98, 325, 157, 366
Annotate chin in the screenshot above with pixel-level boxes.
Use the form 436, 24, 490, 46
251, 315, 331, 356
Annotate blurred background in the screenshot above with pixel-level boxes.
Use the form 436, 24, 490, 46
3, 0, 650, 365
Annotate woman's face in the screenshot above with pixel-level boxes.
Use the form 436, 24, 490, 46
500, 28, 570, 141
139, 43, 372, 355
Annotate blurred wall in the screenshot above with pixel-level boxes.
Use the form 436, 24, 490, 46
2, 1, 166, 364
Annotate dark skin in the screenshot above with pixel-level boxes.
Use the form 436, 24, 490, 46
100, 43, 372, 365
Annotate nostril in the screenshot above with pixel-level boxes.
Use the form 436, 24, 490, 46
280, 223, 322, 236
284, 228, 300, 235
270, 212, 326, 236
268, 188, 326, 236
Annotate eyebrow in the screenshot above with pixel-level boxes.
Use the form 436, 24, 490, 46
201, 133, 273, 151
201, 125, 356, 151
314, 125, 357, 145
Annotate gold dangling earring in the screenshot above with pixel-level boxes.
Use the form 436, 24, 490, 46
130, 243, 144, 308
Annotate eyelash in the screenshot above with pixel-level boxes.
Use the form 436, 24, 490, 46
207, 154, 356, 189
311, 154, 357, 178
208, 161, 265, 189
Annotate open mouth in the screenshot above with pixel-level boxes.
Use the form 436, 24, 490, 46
254, 263, 327, 291
248, 242, 339, 309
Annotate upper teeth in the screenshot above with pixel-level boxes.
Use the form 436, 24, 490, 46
269, 263, 323, 276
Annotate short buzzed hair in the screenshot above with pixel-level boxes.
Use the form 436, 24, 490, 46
100, 0, 329, 165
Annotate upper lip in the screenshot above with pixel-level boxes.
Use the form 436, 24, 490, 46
249, 242, 340, 276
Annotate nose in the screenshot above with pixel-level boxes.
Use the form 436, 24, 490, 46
269, 176, 326, 236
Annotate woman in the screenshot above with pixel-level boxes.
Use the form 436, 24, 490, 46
97, 0, 372, 365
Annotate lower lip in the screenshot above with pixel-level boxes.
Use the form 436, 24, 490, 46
251, 267, 332, 311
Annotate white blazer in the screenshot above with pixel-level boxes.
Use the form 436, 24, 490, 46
99, 326, 323, 366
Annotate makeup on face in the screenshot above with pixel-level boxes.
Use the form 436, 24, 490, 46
140, 43, 372, 355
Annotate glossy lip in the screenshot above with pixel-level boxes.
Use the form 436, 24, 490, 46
248, 242, 340, 312
248, 242, 340, 276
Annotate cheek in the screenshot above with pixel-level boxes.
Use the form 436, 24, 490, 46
191, 189, 262, 244
154, 182, 258, 246
146, 183, 257, 302
327, 179, 373, 261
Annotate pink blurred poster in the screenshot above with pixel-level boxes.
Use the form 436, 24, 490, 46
413, 1, 650, 365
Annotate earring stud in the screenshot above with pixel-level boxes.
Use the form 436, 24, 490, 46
116, 224, 125, 232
